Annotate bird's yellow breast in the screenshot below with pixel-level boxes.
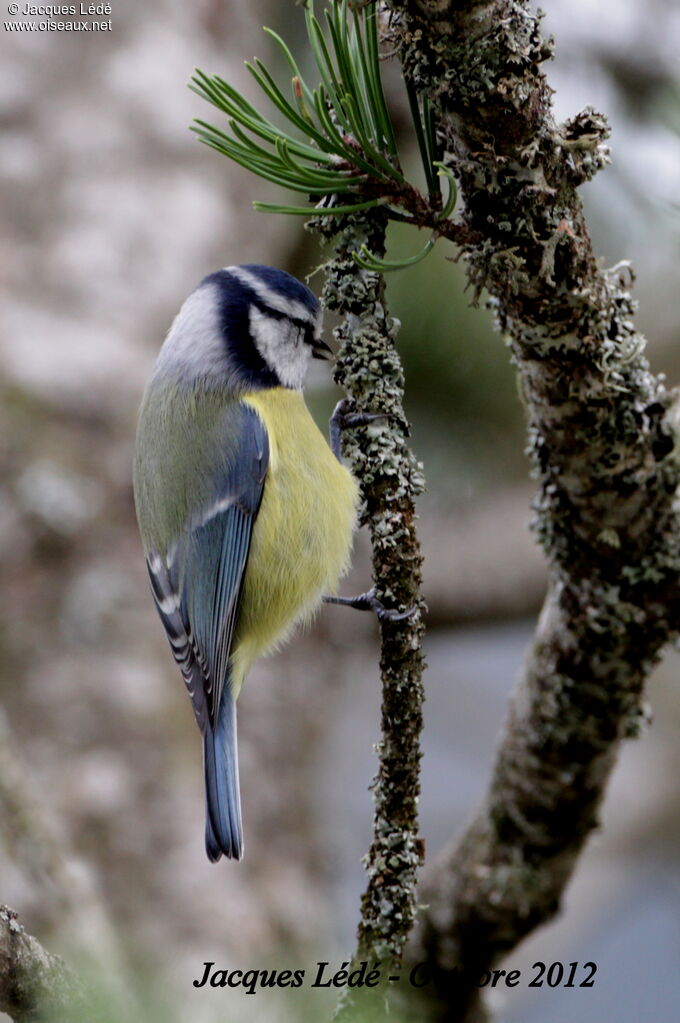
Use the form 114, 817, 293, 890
230, 388, 358, 692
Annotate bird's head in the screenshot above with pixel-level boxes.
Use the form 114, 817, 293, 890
153, 264, 332, 392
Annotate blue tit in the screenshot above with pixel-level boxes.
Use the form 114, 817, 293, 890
133, 265, 358, 862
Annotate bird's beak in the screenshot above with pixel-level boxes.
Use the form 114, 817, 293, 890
311, 337, 333, 360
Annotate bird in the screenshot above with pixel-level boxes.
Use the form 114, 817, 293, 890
133, 265, 360, 862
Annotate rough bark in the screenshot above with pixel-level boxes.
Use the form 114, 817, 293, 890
380, 1, 680, 1020
0, 905, 87, 1023
309, 210, 426, 1015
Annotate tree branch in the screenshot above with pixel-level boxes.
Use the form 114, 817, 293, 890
0, 905, 87, 1023
382, 0, 680, 1018
309, 208, 426, 1016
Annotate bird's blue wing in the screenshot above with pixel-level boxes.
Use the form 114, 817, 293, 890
145, 402, 269, 732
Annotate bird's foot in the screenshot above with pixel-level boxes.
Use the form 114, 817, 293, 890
324, 587, 417, 623
329, 399, 386, 461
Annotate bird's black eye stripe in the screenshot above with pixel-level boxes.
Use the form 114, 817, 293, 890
249, 295, 317, 345
249, 296, 316, 333
250, 298, 285, 321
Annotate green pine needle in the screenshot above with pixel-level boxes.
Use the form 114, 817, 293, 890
191, 0, 454, 271
254, 197, 386, 215
353, 235, 436, 271
192, 2, 404, 195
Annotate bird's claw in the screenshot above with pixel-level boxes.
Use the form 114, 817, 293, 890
324, 587, 417, 623
329, 399, 386, 460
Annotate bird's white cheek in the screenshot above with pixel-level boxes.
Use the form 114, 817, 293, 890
249, 308, 309, 389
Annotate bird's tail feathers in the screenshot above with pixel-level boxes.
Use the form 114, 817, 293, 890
203, 694, 243, 862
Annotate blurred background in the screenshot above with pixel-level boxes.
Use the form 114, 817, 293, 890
1, 1, 680, 1020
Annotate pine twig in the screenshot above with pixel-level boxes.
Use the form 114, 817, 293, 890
310, 207, 426, 1017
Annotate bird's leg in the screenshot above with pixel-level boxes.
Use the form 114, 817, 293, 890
324, 587, 417, 623
329, 398, 386, 462
329, 400, 415, 621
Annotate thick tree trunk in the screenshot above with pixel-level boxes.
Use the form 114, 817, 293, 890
382, 1, 680, 1018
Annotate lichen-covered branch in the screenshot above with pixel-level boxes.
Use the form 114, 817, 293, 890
380, 0, 680, 1019
0, 905, 88, 1023
309, 209, 426, 1014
